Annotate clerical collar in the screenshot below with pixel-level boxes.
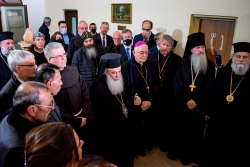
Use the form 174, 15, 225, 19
16, 77, 25, 83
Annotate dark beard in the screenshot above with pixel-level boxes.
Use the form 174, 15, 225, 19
85, 44, 97, 59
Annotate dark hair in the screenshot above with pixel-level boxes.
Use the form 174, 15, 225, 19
73, 154, 116, 167
142, 20, 153, 29
13, 81, 49, 114
58, 20, 66, 26
35, 63, 60, 83
25, 122, 79, 167
89, 23, 96, 27
52, 31, 66, 47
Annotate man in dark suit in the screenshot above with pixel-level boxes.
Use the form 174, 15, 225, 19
93, 21, 113, 48
49, 21, 75, 49
104, 31, 122, 53
38, 17, 51, 46
112, 29, 134, 62
133, 20, 156, 49
149, 32, 165, 54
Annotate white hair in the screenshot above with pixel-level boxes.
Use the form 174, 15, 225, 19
105, 72, 124, 95
191, 52, 208, 74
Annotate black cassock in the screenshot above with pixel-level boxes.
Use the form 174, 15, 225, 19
172, 56, 215, 162
206, 64, 250, 167
91, 77, 134, 167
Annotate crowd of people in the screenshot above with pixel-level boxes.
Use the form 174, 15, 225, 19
0, 17, 250, 167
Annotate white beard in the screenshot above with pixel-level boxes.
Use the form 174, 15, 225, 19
1, 47, 15, 56
191, 53, 208, 74
231, 58, 250, 75
85, 46, 97, 59
106, 74, 124, 95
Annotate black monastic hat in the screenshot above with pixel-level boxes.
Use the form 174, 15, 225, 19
0, 31, 14, 42
81, 31, 93, 42
232, 42, 250, 53
183, 32, 205, 58
173, 40, 178, 48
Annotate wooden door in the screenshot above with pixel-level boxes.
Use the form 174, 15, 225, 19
64, 10, 78, 35
199, 19, 235, 66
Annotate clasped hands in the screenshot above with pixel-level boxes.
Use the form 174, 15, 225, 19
134, 93, 151, 112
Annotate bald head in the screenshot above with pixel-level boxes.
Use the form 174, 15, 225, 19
112, 31, 122, 46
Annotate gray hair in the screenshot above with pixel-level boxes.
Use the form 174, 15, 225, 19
159, 34, 174, 46
7, 50, 35, 73
43, 17, 51, 23
33, 32, 45, 41
121, 29, 133, 36
13, 81, 49, 114
44, 42, 63, 58
154, 32, 165, 41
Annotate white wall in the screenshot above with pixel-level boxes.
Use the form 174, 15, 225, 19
24, 0, 250, 56
22, 0, 45, 33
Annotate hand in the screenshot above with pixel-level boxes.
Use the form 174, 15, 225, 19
204, 115, 210, 122
187, 99, 197, 110
142, 31, 149, 42
134, 93, 141, 106
78, 117, 87, 127
141, 101, 151, 112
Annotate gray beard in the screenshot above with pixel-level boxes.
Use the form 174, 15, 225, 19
191, 53, 208, 74
106, 74, 124, 95
231, 58, 250, 75
85, 46, 97, 59
1, 47, 15, 56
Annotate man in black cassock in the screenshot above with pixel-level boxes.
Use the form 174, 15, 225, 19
147, 34, 181, 153
123, 41, 157, 156
205, 42, 250, 167
0, 31, 14, 90
91, 53, 141, 167
44, 42, 93, 154
172, 32, 216, 165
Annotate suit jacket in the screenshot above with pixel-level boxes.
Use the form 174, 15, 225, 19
93, 33, 114, 47
149, 46, 158, 54
112, 44, 134, 63
133, 32, 156, 49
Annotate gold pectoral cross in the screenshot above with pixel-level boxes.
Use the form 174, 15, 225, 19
146, 85, 150, 94
189, 82, 196, 92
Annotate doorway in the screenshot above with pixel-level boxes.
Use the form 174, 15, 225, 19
189, 15, 237, 66
64, 10, 78, 35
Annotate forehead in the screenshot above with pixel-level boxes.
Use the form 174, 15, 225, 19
39, 89, 53, 102
108, 66, 121, 72
51, 46, 65, 55
137, 45, 148, 51
59, 23, 67, 27
234, 52, 250, 57
34, 36, 45, 40
142, 21, 151, 27
113, 32, 121, 38
1, 39, 14, 44
79, 22, 87, 27
160, 40, 172, 45
24, 56, 35, 62
90, 24, 96, 27
101, 24, 109, 28
122, 31, 132, 36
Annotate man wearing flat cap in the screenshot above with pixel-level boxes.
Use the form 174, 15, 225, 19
0, 31, 15, 90
91, 53, 141, 167
170, 32, 216, 165
203, 42, 250, 167
72, 31, 105, 91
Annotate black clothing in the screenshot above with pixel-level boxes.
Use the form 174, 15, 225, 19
0, 109, 39, 167
148, 51, 181, 150
29, 45, 47, 66
133, 33, 156, 49
38, 23, 50, 45
112, 44, 134, 63
172, 57, 215, 164
67, 34, 83, 65
49, 32, 75, 51
93, 33, 114, 47
0, 52, 11, 90
0, 74, 21, 121
91, 76, 134, 167
71, 45, 105, 90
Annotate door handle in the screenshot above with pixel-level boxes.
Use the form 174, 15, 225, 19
219, 35, 224, 50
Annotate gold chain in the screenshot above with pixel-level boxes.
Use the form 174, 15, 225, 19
230, 70, 245, 95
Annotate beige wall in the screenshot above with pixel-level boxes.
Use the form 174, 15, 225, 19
25, 0, 250, 56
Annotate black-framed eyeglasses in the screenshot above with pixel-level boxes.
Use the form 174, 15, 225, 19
50, 52, 68, 60
18, 62, 37, 67
34, 100, 54, 109
142, 28, 151, 32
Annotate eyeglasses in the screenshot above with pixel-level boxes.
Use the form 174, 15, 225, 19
18, 62, 37, 67
34, 100, 54, 109
78, 27, 88, 30
137, 51, 150, 55
142, 28, 151, 32
50, 52, 68, 60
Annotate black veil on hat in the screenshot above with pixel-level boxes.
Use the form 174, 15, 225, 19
173, 40, 178, 48
183, 32, 205, 58
0, 31, 14, 42
232, 42, 250, 53
92, 53, 122, 89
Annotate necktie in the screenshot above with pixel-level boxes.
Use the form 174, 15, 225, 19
126, 48, 130, 60
102, 37, 105, 47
